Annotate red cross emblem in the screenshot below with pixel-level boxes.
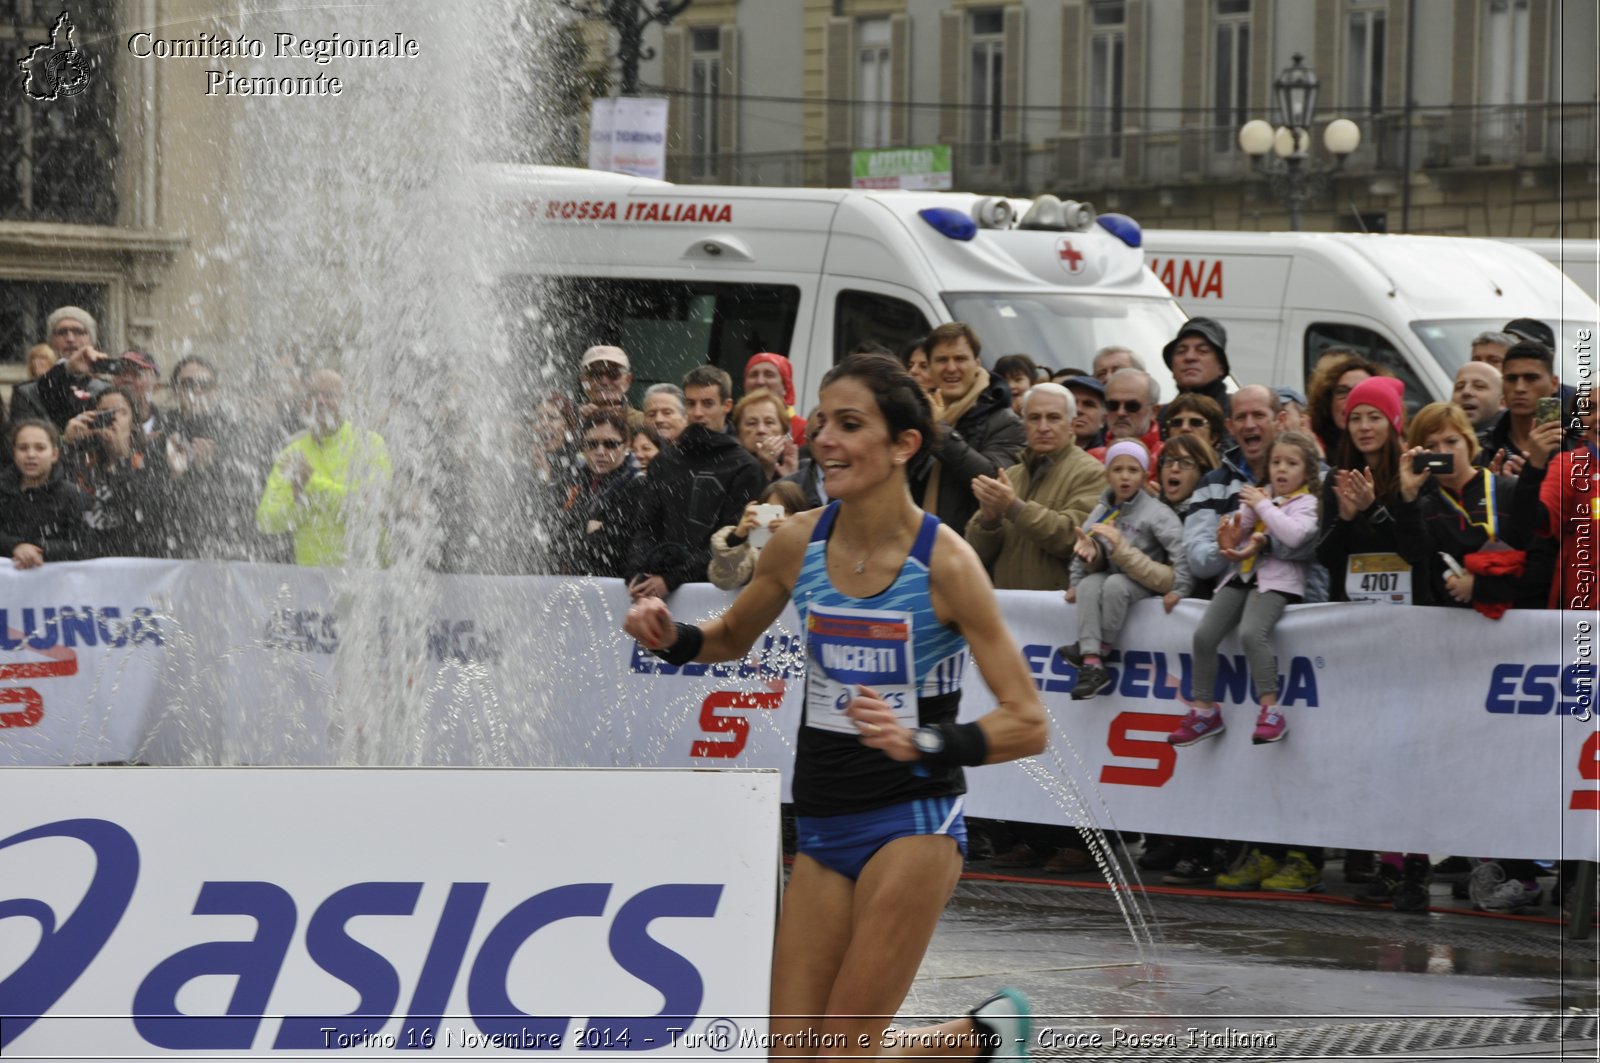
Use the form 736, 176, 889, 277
1056, 238, 1085, 274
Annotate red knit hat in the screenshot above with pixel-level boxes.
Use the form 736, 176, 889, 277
1344, 375, 1406, 435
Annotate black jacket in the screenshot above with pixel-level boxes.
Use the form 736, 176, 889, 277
0, 464, 90, 561
560, 456, 643, 579
1315, 474, 1434, 604
1409, 472, 1555, 611
910, 376, 1026, 536
64, 442, 173, 559
34, 362, 108, 430
629, 425, 766, 590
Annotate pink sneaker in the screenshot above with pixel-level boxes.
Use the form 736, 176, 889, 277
1252, 705, 1288, 744
1168, 708, 1225, 746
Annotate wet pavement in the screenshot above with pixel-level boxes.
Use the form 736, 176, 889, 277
892, 853, 1598, 1060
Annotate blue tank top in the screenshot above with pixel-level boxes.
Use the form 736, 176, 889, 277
789, 501, 970, 817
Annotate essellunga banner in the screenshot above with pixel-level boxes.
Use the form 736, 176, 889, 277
0, 768, 779, 1058
1, 561, 1595, 859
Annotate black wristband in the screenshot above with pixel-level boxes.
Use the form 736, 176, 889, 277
921, 721, 989, 769
648, 622, 703, 666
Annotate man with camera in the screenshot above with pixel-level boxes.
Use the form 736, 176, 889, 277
13, 306, 109, 430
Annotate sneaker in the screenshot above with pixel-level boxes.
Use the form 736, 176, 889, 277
1473, 861, 1544, 912
1070, 662, 1112, 700
1342, 849, 1376, 884
1168, 707, 1225, 746
1042, 847, 1093, 873
1215, 849, 1279, 891
969, 987, 1031, 1061
1162, 857, 1219, 886
1393, 855, 1432, 913
1261, 851, 1325, 893
1252, 705, 1288, 744
1358, 861, 1402, 905
1055, 643, 1084, 669
1136, 837, 1180, 872
992, 843, 1046, 869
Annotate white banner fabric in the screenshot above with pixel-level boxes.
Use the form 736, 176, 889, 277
0, 767, 779, 1057
1, 561, 1595, 860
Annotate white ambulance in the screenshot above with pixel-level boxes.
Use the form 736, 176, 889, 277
1498, 238, 1600, 302
480, 165, 1185, 408
1143, 230, 1597, 404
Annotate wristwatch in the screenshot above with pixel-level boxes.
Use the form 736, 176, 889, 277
912, 725, 945, 758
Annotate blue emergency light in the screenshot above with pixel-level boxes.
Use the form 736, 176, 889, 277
1096, 212, 1142, 248
918, 208, 978, 242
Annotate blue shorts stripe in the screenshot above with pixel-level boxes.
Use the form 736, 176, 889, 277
797, 797, 968, 881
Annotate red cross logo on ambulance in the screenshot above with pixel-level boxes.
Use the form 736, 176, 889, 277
1056, 237, 1086, 275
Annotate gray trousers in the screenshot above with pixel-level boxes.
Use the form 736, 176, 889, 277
1191, 581, 1291, 705
1076, 571, 1154, 656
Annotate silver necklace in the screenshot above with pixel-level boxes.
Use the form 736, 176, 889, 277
844, 526, 905, 575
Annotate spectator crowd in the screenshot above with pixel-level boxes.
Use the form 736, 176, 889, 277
3, 305, 1591, 916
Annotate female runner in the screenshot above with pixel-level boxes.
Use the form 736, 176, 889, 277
624, 353, 1048, 1059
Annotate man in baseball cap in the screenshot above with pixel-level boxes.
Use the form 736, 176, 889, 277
1161, 317, 1232, 416
1503, 318, 1556, 349
114, 348, 165, 437
1062, 375, 1108, 450
578, 345, 644, 428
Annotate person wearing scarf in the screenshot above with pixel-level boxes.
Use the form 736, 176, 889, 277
1401, 402, 1554, 617
742, 353, 808, 445
910, 323, 1025, 536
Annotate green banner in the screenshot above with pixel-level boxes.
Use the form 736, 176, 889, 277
850, 145, 953, 190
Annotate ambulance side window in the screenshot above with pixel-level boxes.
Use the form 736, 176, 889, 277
1304, 322, 1430, 413
835, 290, 931, 365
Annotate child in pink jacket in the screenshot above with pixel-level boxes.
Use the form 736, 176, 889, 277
1171, 432, 1322, 747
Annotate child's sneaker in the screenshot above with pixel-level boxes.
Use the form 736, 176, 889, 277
1261, 851, 1324, 893
1215, 849, 1279, 891
1070, 662, 1112, 700
1471, 862, 1543, 912
969, 987, 1031, 1060
1055, 643, 1084, 669
1168, 707, 1225, 746
1252, 705, 1288, 744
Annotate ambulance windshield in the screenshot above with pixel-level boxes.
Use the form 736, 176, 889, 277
944, 293, 1187, 395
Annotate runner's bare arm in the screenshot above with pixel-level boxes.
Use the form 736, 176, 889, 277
927, 525, 1048, 762
624, 510, 814, 662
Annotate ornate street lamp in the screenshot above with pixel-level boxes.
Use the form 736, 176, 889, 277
557, 0, 694, 97
1238, 54, 1361, 230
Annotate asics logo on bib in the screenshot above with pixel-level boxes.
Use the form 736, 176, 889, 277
0, 818, 723, 1053
1484, 663, 1594, 716
1021, 644, 1322, 707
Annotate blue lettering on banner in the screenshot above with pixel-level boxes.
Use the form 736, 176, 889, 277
630, 632, 804, 680
0, 606, 163, 650
1020, 645, 1321, 707
0, 818, 725, 1054
260, 611, 501, 663
1485, 662, 1594, 716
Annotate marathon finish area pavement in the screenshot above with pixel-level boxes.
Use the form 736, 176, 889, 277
885, 856, 1597, 1061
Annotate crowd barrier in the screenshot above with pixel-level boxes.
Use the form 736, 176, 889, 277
2, 559, 1595, 860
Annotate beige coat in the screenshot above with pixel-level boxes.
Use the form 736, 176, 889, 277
964, 442, 1105, 591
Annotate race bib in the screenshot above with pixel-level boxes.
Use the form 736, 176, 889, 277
804, 603, 918, 734
1347, 552, 1412, 605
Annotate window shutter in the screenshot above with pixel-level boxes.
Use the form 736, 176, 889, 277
1003, 5, 1026, 142
890, 14, 911, 146
825, 17, 852, 148
939, 10, 962, 144
720, 25, 739, 164
662, 25, 687, 168
1524, 0, 1549, 153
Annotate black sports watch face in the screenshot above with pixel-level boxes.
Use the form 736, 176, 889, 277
913, 726, 944, 755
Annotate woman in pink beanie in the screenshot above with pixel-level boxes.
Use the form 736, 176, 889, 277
1313, 373, 1435, 912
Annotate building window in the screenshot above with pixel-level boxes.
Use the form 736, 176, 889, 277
1345, 5, 1386, 115
1, 0, 118, 224
1088, 1, 1126, 158
969, 8, 1005, 166
857, 18, 892, 149
689, 27, 722, 175
1482, 0, 1529, 106
1212, 0, 1251, 153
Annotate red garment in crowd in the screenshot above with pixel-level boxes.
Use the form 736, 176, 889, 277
1087, 422, 1165, 474
1536, 444, 1600, 610
744, 352, 808, 445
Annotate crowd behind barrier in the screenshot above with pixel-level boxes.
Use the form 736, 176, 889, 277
4, 307, 1596, 913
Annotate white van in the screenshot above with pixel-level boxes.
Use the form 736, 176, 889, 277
480, 165, 1184, 408
1498, 238, 1600, 303
1144, 230, 1598, 404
